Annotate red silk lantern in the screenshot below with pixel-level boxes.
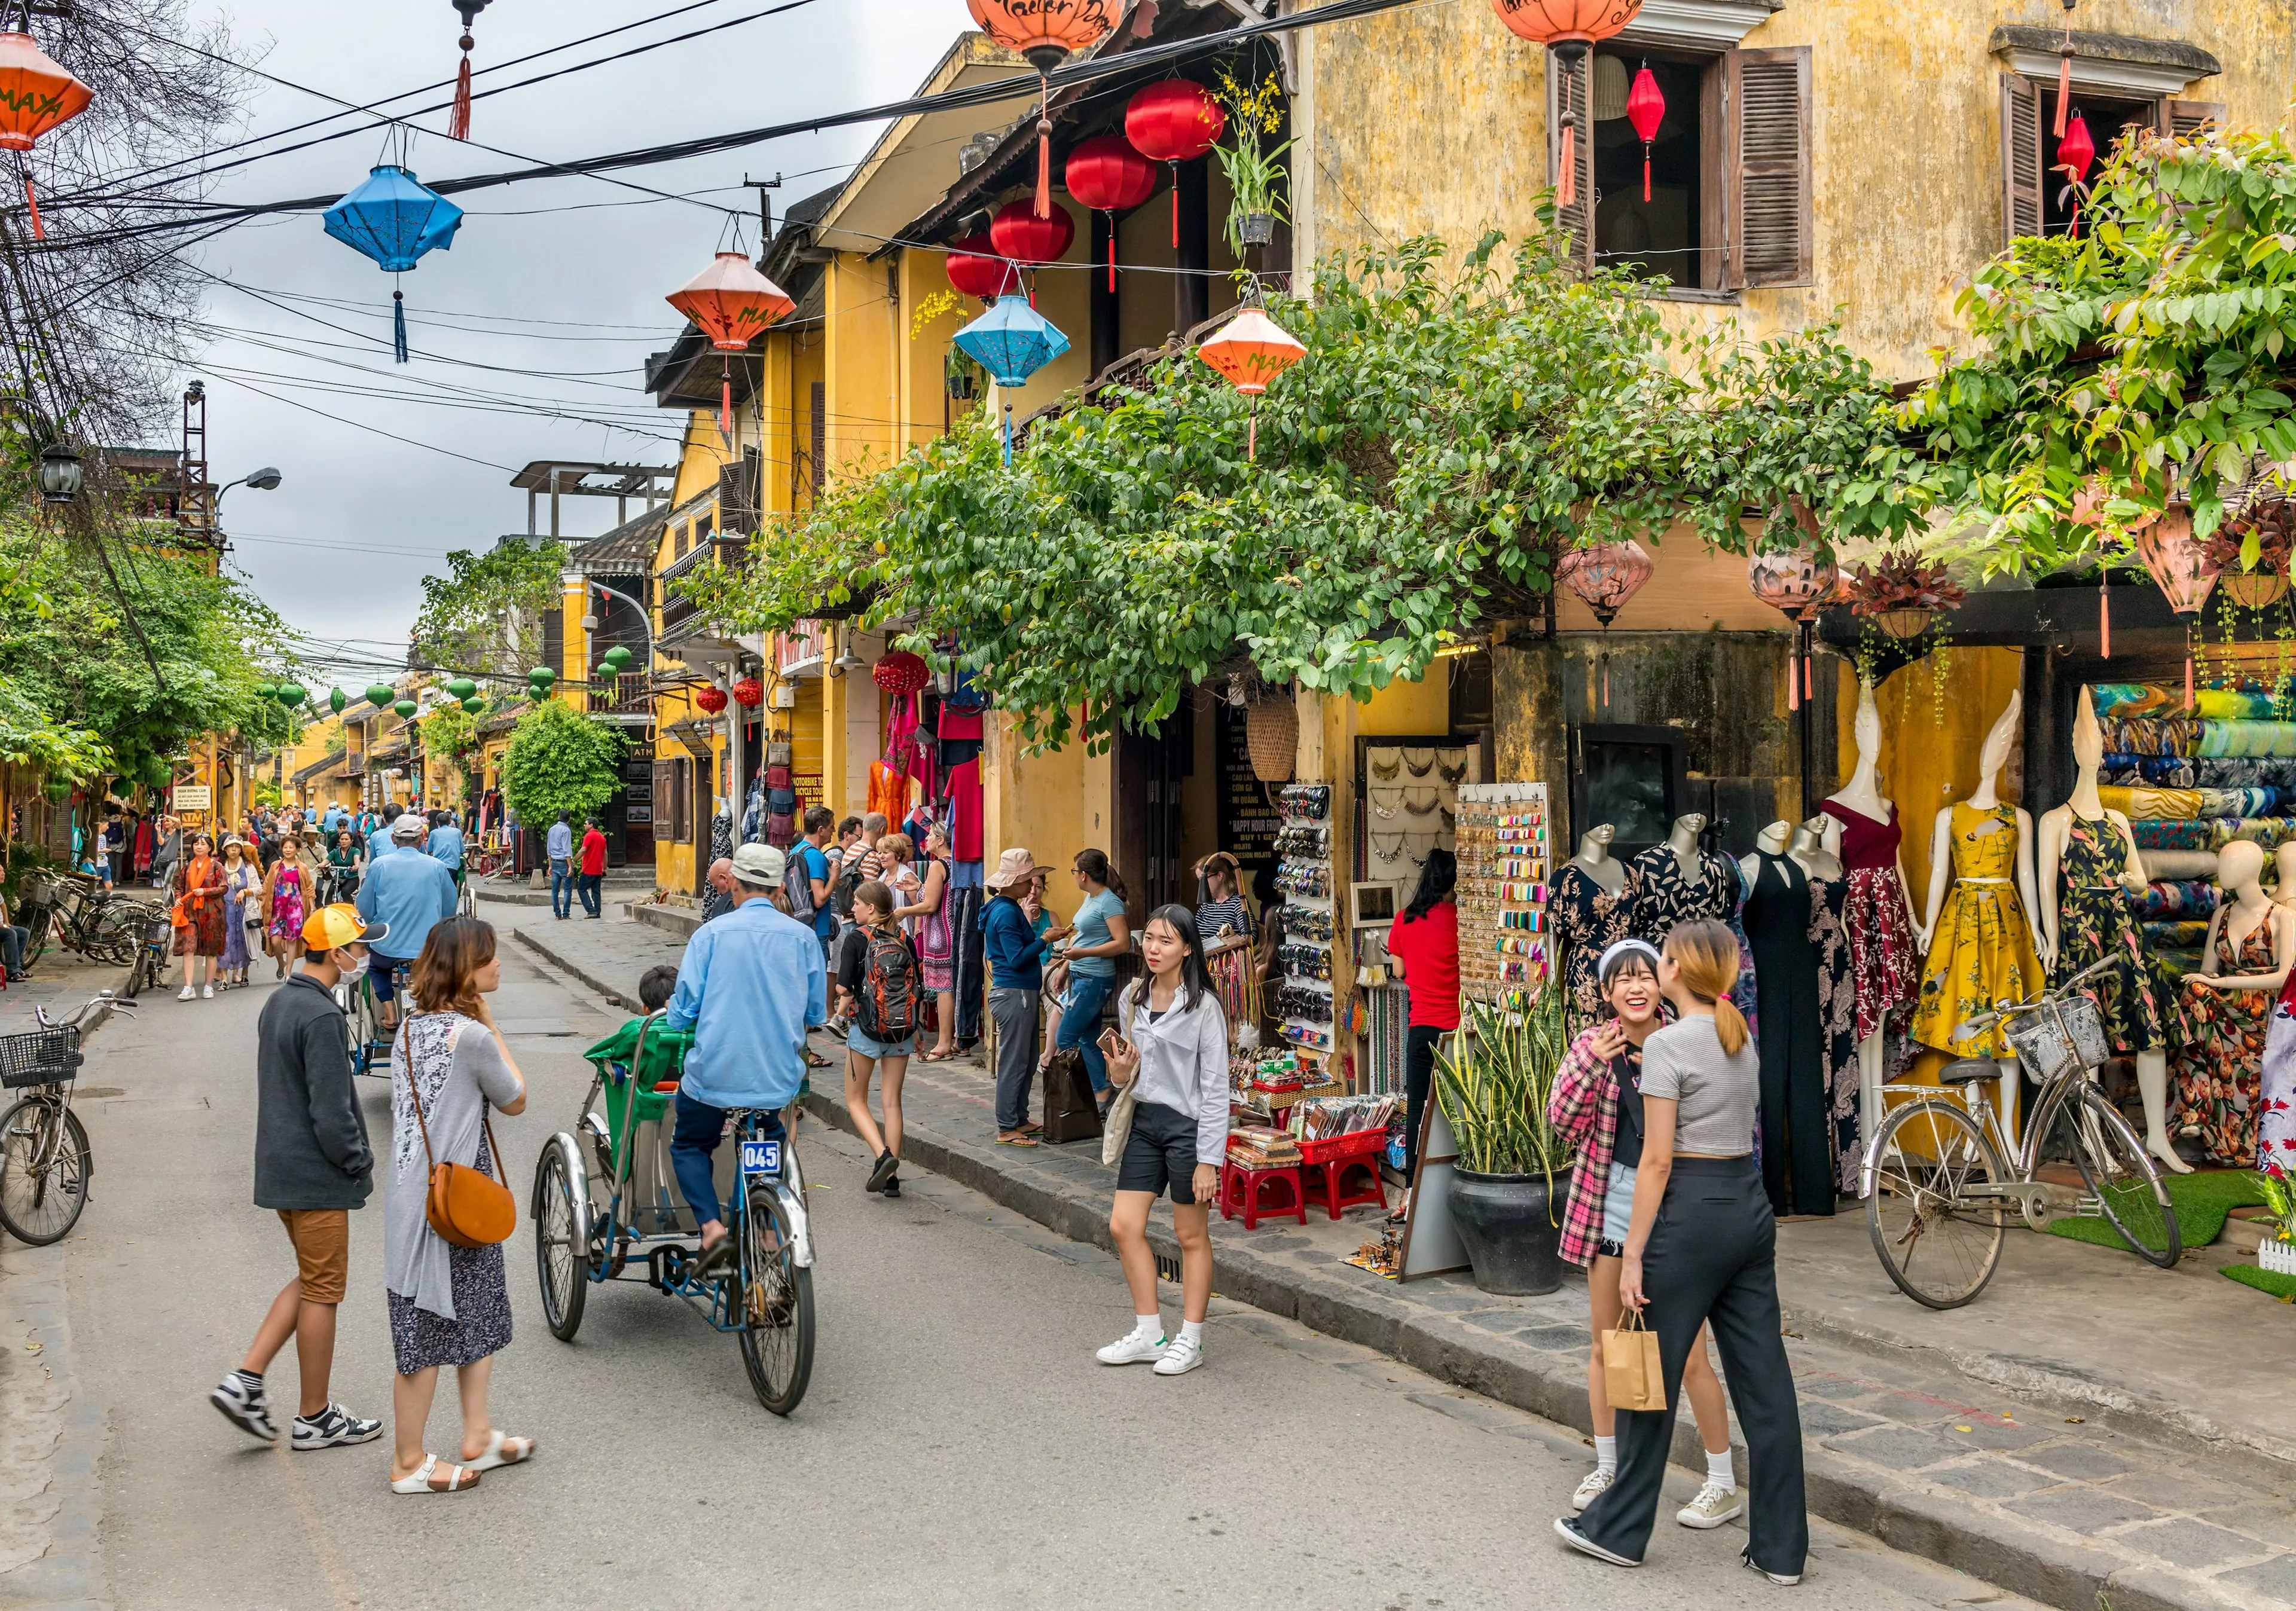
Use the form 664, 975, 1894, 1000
665, 250, 795, 438
2056, 110, 2096, 239
1558, 538, 1653, 705
694, 685, 729, 716
1065, 134, 1155, 291
989, 199, 1074, 304
1198, 308, 1306, 460
945, 232, 1016, 300
967, 0, 1120, 218
731, 676, 764, 708
1625, 65, 1664, 203
0, 32, 92, 240
1489, 1, 1645, 209
1126, 80, 1224, 249
872, 650, 931, 696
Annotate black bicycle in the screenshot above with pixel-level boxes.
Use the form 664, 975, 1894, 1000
0, 991, 125, 1244
19, 870, 145, 968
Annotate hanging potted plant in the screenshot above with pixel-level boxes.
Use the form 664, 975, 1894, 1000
946, 343, 982, 403
1213, 68, 1290, 255
1848, 550, 1965, 643
2205, 488, 2294, 613
1434, 983, 1573, 1296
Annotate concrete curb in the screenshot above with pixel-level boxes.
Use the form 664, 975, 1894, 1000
508, 926, 645, 1013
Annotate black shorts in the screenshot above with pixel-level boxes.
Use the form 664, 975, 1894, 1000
1117, 1100, 1208, 1204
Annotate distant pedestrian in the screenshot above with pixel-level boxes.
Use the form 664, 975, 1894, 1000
1097, 904, 1228, 1377
385, 917, 532, 1495
789, 806, 838, 965
982, 849, 1052, 1147
172, 832, 225, 999
210, 903, 389, 1453
837, 879, 919, 1195
263, 834, 312, 980
546, 811, 575, 920
151, 813, 181, 891
1051, 849, 1131, 1111
1556, 919, 1807, 1583
219, 837, 261, 988
893, 821, 957, 1062
701, 856, 735, 924
578, 817, 606, 918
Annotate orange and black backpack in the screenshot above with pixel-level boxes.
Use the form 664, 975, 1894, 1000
861, 924, 919, 1042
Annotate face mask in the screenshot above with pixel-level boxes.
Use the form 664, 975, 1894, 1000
337, 952, 369, 984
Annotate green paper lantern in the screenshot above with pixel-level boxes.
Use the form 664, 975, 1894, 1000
462, 696, 484, 714
44, 777, 70, 803
329, 687, 347, 714
366, 683, 395, 708
394, 699, 418, 719
599, 645, 632, 672
528, 665, 556, 686
144, 757, 170, 788
275, 683, 306, 708
445, 677, 477, 699
252, 683, 275, 703
109, 777, 133, 799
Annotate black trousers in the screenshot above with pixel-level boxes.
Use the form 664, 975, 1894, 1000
1576, 1155, 1808, 1576
1404, 1026, 1444, 1182
952, 885, 985, 1041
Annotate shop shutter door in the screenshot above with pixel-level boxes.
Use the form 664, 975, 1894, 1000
2158, 99, 2226, 140
652, 759, 674, 842
1545, 47, 1595, 273
1727, 47, 1810, 288
2001, 74, 2043, 247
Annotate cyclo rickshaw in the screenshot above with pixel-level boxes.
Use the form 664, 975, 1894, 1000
530, 1011, 816, 1413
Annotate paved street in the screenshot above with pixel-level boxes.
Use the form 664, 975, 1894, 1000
0, 934, 2047, 1610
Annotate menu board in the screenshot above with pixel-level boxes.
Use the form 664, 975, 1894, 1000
1216, 702, 1281, 880
1455, 782, 1550, 1004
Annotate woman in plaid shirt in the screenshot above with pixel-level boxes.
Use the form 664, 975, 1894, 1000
1547, 939, 1739, 1526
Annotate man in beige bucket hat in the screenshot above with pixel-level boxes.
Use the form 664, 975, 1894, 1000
982, 848, 1055, 1144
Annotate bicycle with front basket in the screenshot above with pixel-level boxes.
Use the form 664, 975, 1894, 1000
1863, 956, 2181, 1309
0, 991, 129, 1244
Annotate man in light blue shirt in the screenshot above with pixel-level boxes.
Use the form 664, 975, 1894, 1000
320, 802, 347, 839
426, 812, 466, 890
664, 842, 826, 1266
354, 817, 460, 1028
545, 811, 575, 921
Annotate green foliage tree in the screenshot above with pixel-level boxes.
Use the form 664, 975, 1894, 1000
499, 699, 623, 825
411, 540, 561, 677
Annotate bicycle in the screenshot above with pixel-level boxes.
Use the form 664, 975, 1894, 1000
334, 957, 410, 1078
117, 906, 174, 1002
0, 991, 127, 1244
19, 871, 144, 968
1862, 956, 2181, 1309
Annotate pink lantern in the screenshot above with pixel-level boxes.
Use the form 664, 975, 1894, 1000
1558, 538, 1653, 705
1747, 546, 1838, 711
2135, 499, 2218, 707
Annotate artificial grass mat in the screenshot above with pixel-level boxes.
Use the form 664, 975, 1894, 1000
2220, 1262, 2296, 1302
2044, 1166, 2267, 1252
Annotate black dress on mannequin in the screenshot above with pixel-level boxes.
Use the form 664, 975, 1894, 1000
1742, 851, 1834, 1216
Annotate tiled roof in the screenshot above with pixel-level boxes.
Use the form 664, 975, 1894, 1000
569, 504, 670, 574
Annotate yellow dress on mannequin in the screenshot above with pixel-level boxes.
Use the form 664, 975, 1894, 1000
1911, 802, 2048, 1059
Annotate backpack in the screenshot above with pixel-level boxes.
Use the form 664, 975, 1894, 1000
783, 842, 819, 922
860, 925, 919, 1041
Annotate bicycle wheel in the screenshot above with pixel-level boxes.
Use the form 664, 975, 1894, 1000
22, 910, 50, 967
532, 1138, 588, 1341
457, 881, 476, 919
0, 1101, 90, 1245
1865, 1098, 2007, 1309
736, 1187, 814, 1415
2062, 1081, 2182, 1267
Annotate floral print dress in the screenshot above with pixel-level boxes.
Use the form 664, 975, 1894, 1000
2051, 812, 2163, 1054
1912, 803, 2047, 1059
267, 861, 309, 945
2172, 913, 2280, 1165
1811, 872, 1862, 1193
1551, 861, 1634, 1034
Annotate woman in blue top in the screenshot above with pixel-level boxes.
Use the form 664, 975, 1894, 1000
1049, 849, 1131, 1109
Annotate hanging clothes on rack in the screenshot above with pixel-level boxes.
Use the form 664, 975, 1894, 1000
1743, 850, 1834, 1216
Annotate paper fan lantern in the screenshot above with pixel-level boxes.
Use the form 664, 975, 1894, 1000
666, 250, 796, 437
1558, 539, 1653, 705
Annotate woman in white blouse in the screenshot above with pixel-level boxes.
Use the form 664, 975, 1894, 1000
1095, 904, 1229, 1377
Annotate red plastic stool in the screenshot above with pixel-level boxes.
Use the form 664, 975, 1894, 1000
1219, 1160, 1308, 1229
1302, 1156, 1388, 1219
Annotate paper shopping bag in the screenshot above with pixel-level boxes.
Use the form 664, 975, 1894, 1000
1602, 1310, 1665, 1412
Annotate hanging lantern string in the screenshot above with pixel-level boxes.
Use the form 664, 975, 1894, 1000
392, 280, 408, 362
2054, 0, 2076, 138
450, 27, 476, 141
1167, 160, 1180, 249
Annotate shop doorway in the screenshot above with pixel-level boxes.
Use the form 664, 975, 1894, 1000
1112, 708, 1195, 911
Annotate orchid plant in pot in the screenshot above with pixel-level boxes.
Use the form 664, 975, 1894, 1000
1213, 68, 1290, 258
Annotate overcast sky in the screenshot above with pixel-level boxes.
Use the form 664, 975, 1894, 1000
172, 0, 958, 686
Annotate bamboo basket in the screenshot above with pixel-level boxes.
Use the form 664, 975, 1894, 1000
1245, 695, 1297, 782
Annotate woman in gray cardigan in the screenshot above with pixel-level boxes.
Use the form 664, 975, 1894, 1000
1095, 904, 1230, 1378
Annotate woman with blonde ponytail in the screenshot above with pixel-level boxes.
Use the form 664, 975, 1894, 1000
1556, 919, 1807, 1585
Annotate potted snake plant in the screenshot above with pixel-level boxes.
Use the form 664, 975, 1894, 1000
1434, 982, 1573, 1295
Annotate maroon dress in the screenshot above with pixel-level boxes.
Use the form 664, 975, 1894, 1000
1819, 799, 1922, 1043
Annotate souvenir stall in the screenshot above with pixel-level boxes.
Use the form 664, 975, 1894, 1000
1355, 738, 1480, 1096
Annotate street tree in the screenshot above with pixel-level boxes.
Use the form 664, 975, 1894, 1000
500, 699, 622, 826
411, 541, 562, 681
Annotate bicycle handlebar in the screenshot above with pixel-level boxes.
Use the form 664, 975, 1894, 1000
34, 991, 130, 1032
1950, 956, 2114, 1040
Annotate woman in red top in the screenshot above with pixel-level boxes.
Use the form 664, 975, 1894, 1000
1385, 849, 1459, 1221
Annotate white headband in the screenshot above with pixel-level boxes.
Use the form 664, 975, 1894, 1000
1596, 938, 1663, 985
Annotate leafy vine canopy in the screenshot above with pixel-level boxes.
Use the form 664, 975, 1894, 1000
679, 228, 1915, 750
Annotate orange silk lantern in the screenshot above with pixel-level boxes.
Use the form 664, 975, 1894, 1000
665, 251, 795, 439
1064, 133, 1156, 291
1625, 64, 1663, 203
1197, 308, 1305, 460
1489, 1, 1644, 208
1558, 538, 1652, 705
0, 31, 92, 240
2135, 498, 2218, 707
1125, 79, 1224, 249
967, 0, 1122, 218
1747, 546, 1837, 712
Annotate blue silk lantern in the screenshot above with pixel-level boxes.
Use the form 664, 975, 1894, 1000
951, 294, 1070, 464
322, 166, 465, 362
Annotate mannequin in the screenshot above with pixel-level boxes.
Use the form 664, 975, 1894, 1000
1822, 680, 1928, 1147
1790, 817, 1842, 883
1799, 814, 1862, 1193
1741, 819, 1834, 1214
1553, 824, 1634, 1028
2276, 840, 2296, 911
1630, 813, 1738, 940
2038, 685, 2183, 1173
1911, 691, 2047, 1150
2173, 839, 2294, 1166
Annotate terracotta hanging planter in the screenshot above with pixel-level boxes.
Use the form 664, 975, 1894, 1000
2219, 569, 2289, 612
1870, 607, 1935, 643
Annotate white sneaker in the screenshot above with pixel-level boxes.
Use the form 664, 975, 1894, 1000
1571, 1466, 1616, 1512
1152, 1334, 1204, 1375
178, 985, 196, 1001
1095, 1328, 1167, 1366
201, 984, 213, 999
1678, 1479, 1743, 1529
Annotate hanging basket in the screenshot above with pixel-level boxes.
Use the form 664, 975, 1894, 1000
2220, 569, 2289, 612
1871, 607, 1935, 643
1244, 695, 1297, 783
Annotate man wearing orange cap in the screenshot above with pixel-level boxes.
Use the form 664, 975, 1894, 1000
211, 903, 389, 1452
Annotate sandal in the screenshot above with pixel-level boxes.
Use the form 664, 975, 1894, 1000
918, 1048, 956, 1063
462, 1428, 535, 1471
996, 1131, 1040, 1147
390, 1453, 481, 1494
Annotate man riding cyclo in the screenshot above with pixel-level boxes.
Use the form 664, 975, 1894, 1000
662, 843, 826, 1271
426, 810, 466, 894
354, 815, 460, 1032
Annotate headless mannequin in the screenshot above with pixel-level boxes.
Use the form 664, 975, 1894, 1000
2188, 839, 2295, 999
1922, 692, 2042, 1151
2275, 840, 2296, 912
1791, 818, 1842, 884
1739, 819, 1794, 897
2038, 684, 2184, 1172
1665, 812, 1709, 886
1830, 680, 1928, 1140
1572, 824, 1628, 897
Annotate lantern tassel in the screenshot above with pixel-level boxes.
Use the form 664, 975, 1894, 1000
1003, 402, 1013, 467
392, 289, 408, 363
1643, 149, 1652, 204
1107, 214, 1117, 293
2099, 567, 2111, 659
1248, 402, 1257, 461
1559, 115, 1577, 209
451, 31, 475, 142
2054, 47, 2072, 139
1169, 163, 1180, 250
2185, 650, 2195, 709
1033, 76, 1052, 218
23, 172, 41, 242
718, 356, 732, 441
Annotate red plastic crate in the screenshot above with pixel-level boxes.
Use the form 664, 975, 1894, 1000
1296, 1129, 1387, 1166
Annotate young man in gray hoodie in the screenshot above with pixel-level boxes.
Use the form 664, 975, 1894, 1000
210, 904, 388, 1450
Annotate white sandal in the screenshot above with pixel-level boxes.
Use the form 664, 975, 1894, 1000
389, 1453, 481, 1494
462, 1428, 534, 1472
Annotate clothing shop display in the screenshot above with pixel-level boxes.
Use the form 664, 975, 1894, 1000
2052, 814, 2165, 1054
2172, 916, 2279, 1165
2260, 985, 2296, 1173
1817, 799, 1923, 1044
2138, 880, 2220, 919
1809, 871, 1861, 1194
1550, 861, 1634, 1031
866, 758, 909, 826
1626, 842, 1760, 1037
1742, 851, 1834, 1215
1911, 803, 2047, 1059
2199, 720, 2296, 758
945, 758, 984, 863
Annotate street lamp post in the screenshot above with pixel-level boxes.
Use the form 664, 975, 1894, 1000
560, 568, 656, 710
214, 466, 283, 509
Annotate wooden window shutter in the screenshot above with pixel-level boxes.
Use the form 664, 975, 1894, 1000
1545, 49, 1595, 273
808, 380, 826, 502
652, 759, 674, 842
2001, 73, 2043, 247
1726, 46, 1811, 288
2158, 99, 2225, 139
